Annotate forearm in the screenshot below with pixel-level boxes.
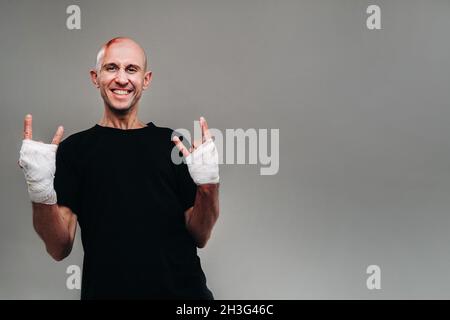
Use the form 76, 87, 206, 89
186, 183, 220, 248
32, 203, 73, 261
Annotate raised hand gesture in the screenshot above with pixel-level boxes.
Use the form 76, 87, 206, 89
172, 117, 219, 185
19, 114, 64, 204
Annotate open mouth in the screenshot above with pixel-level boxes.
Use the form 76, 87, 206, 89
110, 88, 134, 97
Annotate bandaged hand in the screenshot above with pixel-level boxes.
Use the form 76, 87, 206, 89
172, 117, 220, 185
18, 114, 64, 205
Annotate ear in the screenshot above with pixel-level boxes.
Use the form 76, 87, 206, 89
143, 71, 152, 90
90, 69, 100, 88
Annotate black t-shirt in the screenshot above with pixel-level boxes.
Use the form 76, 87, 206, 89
54, 122, 213, 300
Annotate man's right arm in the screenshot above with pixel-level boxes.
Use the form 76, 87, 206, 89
19, 114, 77, 261
32, 203, 77, 261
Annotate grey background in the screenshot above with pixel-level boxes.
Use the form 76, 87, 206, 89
1, 0, 450, 299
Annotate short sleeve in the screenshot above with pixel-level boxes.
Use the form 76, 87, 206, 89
54, 140, 81, 216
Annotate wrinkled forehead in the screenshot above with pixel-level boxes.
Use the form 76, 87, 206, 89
101, 40, 146, 69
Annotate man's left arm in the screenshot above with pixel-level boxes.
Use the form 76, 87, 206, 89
173, 117, 220, 248
184, 183, 219, 248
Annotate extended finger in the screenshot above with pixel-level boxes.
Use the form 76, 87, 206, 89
172, 136, 190, 157
200, 116, 212, 142
23, 114, 32, 140
51, 126, 64, 145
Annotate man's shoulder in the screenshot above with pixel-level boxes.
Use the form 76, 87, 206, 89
148, 122, 177, 138
59, 125, 97, 149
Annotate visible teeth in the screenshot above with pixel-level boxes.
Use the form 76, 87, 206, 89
112, 90, 129, 95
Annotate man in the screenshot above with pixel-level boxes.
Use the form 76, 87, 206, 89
18, 37, 220, 299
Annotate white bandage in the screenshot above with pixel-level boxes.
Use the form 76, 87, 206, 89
185, 138, 220, 185
19, 140, 58, 205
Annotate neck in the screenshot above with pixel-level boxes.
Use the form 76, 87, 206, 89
99, 104, 147, 129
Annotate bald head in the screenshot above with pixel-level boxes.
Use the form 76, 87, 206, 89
95, 37, 148, 72
90, 37, 152, 115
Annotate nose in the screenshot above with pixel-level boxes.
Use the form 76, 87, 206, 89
115, 69, 129, 86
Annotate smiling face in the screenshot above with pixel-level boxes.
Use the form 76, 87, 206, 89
90, 38, 152, 114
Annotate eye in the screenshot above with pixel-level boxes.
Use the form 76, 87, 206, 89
127, 66, 138, 73
105, 65, 117, 72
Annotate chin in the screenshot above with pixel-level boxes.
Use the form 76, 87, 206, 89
106, 101, 133, 113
